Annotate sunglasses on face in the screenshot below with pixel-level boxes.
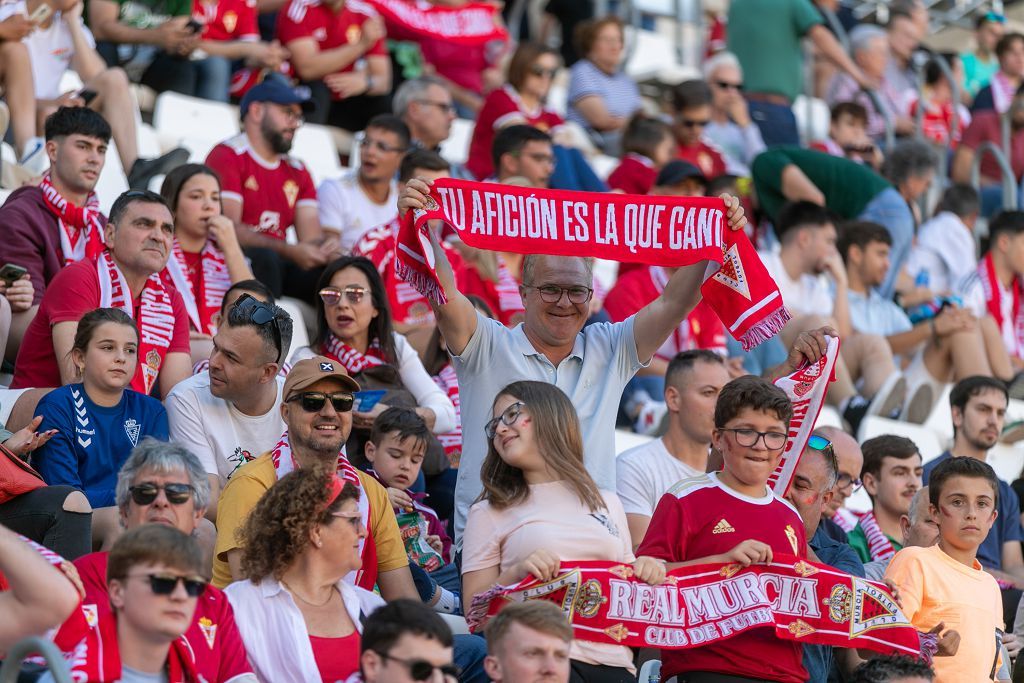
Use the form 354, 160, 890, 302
234, 294, 283, 364
680, 118, 710, 128
714, 80, 744, 91
128, 573, 208, 598
319, 286, 368, 306
129, 482, 194, 506
485, 401, 526, 439
529, 65, 559, 79
286, 391, 354, 413
377, 652, 460, 682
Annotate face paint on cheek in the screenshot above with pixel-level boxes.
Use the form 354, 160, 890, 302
938, 504, 957, 519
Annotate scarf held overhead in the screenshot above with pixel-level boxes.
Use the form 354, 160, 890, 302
357, 0, 508, 45
467, 558, 920, 658
396, 178, 789, 350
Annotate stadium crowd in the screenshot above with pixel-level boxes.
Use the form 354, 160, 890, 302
1, 0, 1024, 681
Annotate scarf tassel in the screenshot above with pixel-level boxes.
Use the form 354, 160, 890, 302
739, 306, 791, 351
395, 259, 449, 307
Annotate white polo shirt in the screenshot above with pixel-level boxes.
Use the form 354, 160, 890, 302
0, 1, 95, 100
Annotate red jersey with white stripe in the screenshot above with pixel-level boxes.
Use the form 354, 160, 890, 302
205, 134, 317, 241
637, 472, 808, 683
602, 265, 727, 359
194, 0, 259, 41
466, 85, 564, 180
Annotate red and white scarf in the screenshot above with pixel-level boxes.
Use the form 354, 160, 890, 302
978, 252, 1024, 357
356, 0, 508, 45
433, 363, 461, 468
494, 256, 525, 322
322, 334, 387, 375
992, 70, 1017, 114
396, 178, 789, 350
97, 251, 176, 396
858, 511, 898, 562
164, 238, 231, 336
40, 173, 105, 266
270, 431, 377, 590
832, 507, 860, 533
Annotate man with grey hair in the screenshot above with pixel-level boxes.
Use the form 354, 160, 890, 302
166, 294, 293, 520
864, 486, 937, 580
394, 76, 456, 153
71, 438, 257, 683
703, 51, 765, 175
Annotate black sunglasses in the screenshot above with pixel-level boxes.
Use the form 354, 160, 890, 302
377, 652, 460, 681
714, 80, 744, 91
286, 391, 354, 413
235, 294, 283, 364
129, 482, 194, 506
130, 573, 208, 598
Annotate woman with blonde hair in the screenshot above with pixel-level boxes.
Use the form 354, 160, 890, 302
462, 380, 665, 683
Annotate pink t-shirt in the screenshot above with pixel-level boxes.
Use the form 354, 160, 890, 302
462, 480, 635, 671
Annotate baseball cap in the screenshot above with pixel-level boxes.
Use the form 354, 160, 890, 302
282, 356, 360, 399
239, 80, 315, 119
655, 161, 708, 188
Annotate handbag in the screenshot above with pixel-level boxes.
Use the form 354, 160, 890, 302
0, 443, 46, 505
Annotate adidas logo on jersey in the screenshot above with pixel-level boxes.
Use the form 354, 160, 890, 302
712, 518, 735, 534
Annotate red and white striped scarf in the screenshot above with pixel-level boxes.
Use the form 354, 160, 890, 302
831, 507, 860, 533
40, 173, 105, 265
270, 431, 377, 589
858, 511, 897, 562
433, 363, 461, 467
164, 238, 231, 336
978, 252, 1024, 357
97, 251, 176, 396
494, 256, 525, 323
992, 70, 1017, 114
321, 334, 387, 375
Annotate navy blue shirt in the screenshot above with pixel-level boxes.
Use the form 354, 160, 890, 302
923, 451, 1023, 571
32, 384, 168, 507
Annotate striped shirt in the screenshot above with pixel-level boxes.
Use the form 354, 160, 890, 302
567, 59, 641, 131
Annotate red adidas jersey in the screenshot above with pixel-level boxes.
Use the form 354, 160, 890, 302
74, 552, 253, 683
676, 141, 727, 180
194, 0, 259, 41
607, 154, 658, 196
205, 134, 317, 241
638, 472, 808, 683
603, 265, 726, 359
466, 85, 564, 180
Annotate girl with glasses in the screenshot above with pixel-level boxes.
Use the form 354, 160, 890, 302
159, 164, 255, 368
462, 381, 666, 683
226, 467, 384, 683
292, 256, 456, 468
31, 308, 169, 550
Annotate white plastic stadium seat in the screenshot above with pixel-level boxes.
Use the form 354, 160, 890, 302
814, 406, 842, 429
291, 123, 342, 186
638, 659, 661, 683
615, 429, 653, 455
590, 154, 619, 181
276, 298, 311, 354
985, 443, 1024, 487
922, 384, 953, 443
94, 139, 128, 214
439, 614, 470, 635
858, 416, 944, 464
793, 95, 831, 146
440, 118, 474, 166
152, 92, 239, 161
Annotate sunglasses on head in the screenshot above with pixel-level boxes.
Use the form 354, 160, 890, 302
287, 391, 354, 413
377, 652, 460, 682
129, 573, 207, 598
129, 482, 194, 506
235, 294, 283, 364
318, 286, 368, 307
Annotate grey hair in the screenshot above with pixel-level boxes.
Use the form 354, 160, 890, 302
116, 438, 211, 515
393, 76, 448, 118
936, 184, 980, 219
849, 24, 889, 55
701, 51, 742, 81
906, 486, 929, 525
224, 296, 294, 364
883, 139, 939, 186
521, 255, 595, 287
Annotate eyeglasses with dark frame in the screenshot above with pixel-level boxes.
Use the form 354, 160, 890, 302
717, 427, 788, 451
523, 284, 593, 304
234, 294, 283, 364
129, 482, 194, 506
836, 472, 863, 492
485, 401, 526, 439
318, 286, 368, 307
286, 391, 355, 413
376, 652, 460, 682
125, 573, 208, 598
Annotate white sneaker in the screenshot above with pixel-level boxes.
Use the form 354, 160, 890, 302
867, 373, 907, 421
903, 383, 935, 425
19, 137, 48, 176
634, 400, 668, 436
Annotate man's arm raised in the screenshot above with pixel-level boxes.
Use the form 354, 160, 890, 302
398, 178, 478, 356
632, 194, 746, 363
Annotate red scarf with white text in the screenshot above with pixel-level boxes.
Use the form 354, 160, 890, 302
396, 179, 789, 350
40, 173, 105, 265
164, 238, 230, 336
321, 334, 387, 375
271, 431, 377, 590
978, 252, 1024, 357
97, 251, 175, 396
857, 511, 897, 562
356, 0, 508, 45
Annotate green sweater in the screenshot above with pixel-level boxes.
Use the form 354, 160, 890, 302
847, 522, 903, 564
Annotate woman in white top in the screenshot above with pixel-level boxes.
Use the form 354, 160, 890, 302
462, 381, 666, 683
225, 467, 383, 683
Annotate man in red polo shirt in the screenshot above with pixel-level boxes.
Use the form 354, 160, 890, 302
73, 440, 255, 683
11, 190, 191, 399
671, 80, 728, 181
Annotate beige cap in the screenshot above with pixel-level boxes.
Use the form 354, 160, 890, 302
282, 356, 360, 399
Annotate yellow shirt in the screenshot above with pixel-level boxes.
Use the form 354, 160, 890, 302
212, 452, 408, 589
885, 544, 1003, 682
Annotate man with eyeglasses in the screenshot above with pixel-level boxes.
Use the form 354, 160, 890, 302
166, 293, 294, 519
68, 439, 255, 682
816, 425, 865, 538
670, 80, 728, 181
393, 77, 457, 156
205, 80, 337, 304
319, 114, 408, 253
356, 599, 459, 683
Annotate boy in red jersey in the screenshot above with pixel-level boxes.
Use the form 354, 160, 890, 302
638, 375, 808, 683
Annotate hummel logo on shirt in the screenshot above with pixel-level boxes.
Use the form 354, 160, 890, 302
712, 518, 735, 534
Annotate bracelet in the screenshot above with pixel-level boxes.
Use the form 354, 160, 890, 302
365, 74, 375, 95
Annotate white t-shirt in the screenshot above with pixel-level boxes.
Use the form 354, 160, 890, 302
903, 212, 977, 294
317, 171, 398, 253
0, 1, 95, 100
615, 437, 703, 518
165, 372, 286, 482
957, 270, 1021, 356
759, 249, 834, 318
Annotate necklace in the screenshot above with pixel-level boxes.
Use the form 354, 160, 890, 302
281, 580, 337, 607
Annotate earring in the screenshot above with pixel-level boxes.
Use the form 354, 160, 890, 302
316, 540, 323, 548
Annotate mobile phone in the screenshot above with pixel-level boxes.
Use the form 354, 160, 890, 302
28, 3, 52, 24
0, 264, 27, 287
185, 18, 202, 33
353, 390, 385, 412
78, 89, 98, 104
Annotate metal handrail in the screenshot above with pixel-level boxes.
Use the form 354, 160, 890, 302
971, 141, 1019, 210
861, 87, 896, 151
0, 637, 72, 683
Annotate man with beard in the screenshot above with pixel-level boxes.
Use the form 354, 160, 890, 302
205, 81, 339, 303
923, 375, 1024, 628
